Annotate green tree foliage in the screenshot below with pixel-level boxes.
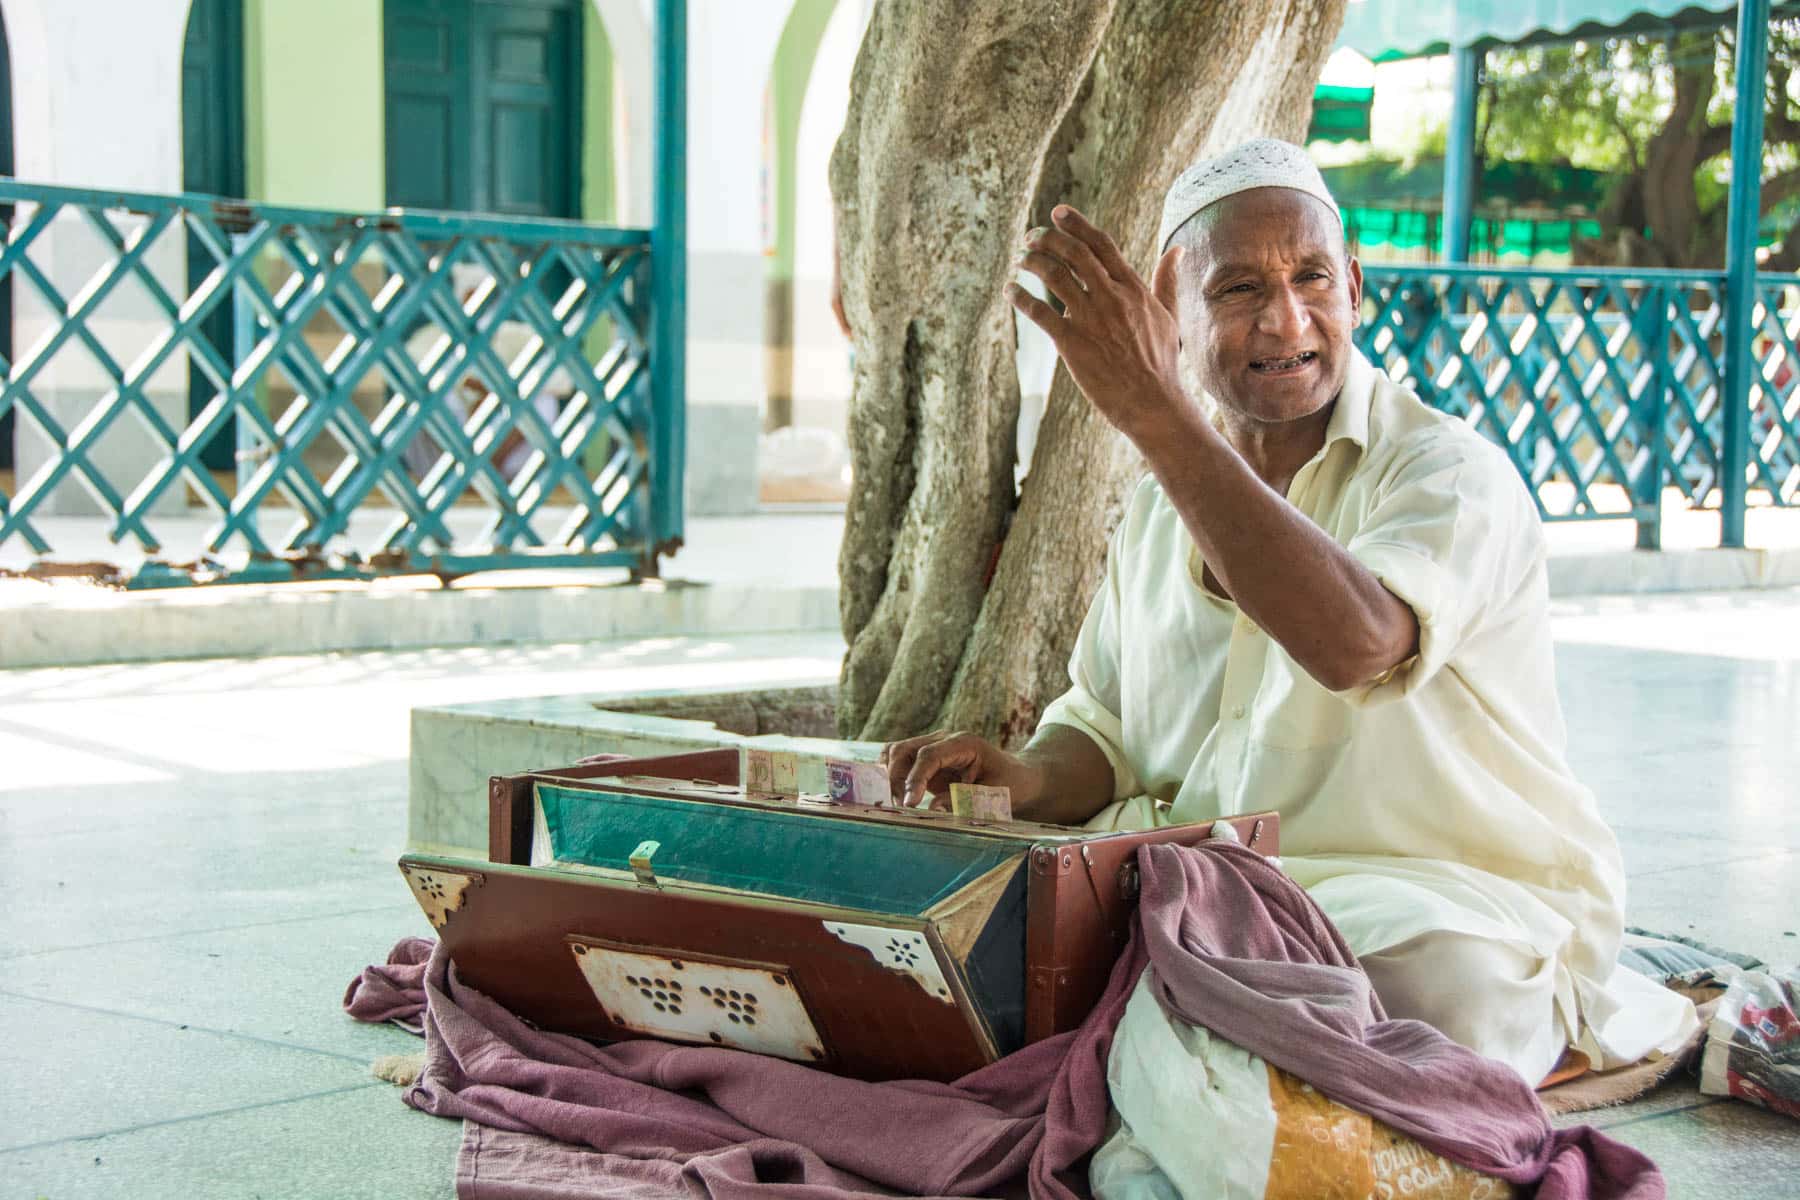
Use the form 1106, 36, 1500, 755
1478, 20, 1800, 269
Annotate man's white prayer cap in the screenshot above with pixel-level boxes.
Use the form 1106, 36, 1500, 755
1157, 137, 1341, 253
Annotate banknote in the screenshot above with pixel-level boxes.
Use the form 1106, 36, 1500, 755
949, 782, 1012, 822
742, 748, 774, 793
769, 751, 799, 795
826, 759, 893, 806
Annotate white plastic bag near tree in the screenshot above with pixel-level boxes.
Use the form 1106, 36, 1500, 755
1699, 963, 1800, 1121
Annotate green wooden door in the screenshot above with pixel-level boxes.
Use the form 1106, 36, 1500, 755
180, 0, 246, 471
385, 0, 472, 212
384, 0, 583, 219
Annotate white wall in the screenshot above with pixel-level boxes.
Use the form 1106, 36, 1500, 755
589, 0, 654, 226
4, 0, 189, 191
787, 0, 864, 436
587, 0, 794, 514
3, 0, 193, 516
679, 2, 792, 514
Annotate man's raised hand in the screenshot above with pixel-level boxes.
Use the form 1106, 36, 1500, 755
1005, 205, 1193, 441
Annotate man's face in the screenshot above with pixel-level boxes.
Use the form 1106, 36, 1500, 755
1175, 187, 1362, 427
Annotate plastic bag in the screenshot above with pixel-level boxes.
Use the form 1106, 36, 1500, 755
1699, 963, 1800, 1121
1092, 971, 1517, 1199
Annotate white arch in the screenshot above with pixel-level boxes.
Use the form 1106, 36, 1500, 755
676, 2, 791, 512
3, 0, 189, 190
786, 0, 867, 434
1, 0, 194, 515
588, 0, 655, 227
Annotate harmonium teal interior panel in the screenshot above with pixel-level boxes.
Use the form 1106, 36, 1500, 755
399, 748, 1278, 1082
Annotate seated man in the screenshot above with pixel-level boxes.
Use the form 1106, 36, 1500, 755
883, 138, 1695, 1085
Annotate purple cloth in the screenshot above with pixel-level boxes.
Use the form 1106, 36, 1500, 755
1134, 842, 1662, 1199
342, 935, 433, 1032
348, 842, 1663, 1199
395, 929, 1123, 1198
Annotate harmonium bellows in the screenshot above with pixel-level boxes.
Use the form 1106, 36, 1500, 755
398, 747, 1278, 1083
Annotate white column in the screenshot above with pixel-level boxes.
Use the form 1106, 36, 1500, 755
679, 3, 788, 515
589, 0, 655, 227
789, 0, 865, 441
6, 0, 193, 518
587, 1, 788, 515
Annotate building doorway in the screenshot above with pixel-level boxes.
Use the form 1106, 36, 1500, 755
383, 0, 585, 221
181, 0, 246, 472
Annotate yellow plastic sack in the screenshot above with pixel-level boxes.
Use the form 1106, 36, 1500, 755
1091, 971, 1518, 1199
1265, 1066, 1518, 1199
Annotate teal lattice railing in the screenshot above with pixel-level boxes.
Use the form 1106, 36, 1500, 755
1357, 264, 1800, 547
0, 180, 679, 587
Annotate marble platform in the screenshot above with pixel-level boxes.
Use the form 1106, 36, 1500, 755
0, 510, 846, 670
11, 506, 1800, 671
0, 577, 837, 671
409, 676, 877, 856
1545, 545, 1800, 595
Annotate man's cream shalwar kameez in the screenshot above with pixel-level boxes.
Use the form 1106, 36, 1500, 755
1040, 349, 1696, 1083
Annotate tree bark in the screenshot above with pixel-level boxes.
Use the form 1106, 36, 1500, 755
1634, 33, 1715, 268
831, 0, 1346, 743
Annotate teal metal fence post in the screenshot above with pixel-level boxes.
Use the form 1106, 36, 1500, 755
1442, 45, 1479, 264
1636, 284, 1668, 550
1720, 0, 1769, 548
230, 231, 260, 498
647, 0, 688, 575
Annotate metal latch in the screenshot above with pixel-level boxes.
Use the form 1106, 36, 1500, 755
629, 839, 662, 888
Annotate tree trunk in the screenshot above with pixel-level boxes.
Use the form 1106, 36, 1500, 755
831, 0, 1346, 743
1578, 30, 1730, 270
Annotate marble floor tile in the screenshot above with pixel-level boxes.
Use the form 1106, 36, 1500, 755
0, 1079, 461, 1200
1549, 1081, 1726, 1132
1609, 824, 1794, 880
1583, 1094, 1800, 1200
1618, 853, 1800, 966
0, 906, 433, 1061
0, 993, 372, 1152
0, 774, 416, 958
1581, 751, 1800, 853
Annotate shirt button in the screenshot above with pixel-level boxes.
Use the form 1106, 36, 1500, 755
1237, 617, 1258, 636
1231, 704, 1246, 720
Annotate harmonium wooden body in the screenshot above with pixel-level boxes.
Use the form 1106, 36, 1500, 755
398, 747, 1278, 1082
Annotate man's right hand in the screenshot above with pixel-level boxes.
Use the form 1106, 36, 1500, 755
881, 731, 1044, 813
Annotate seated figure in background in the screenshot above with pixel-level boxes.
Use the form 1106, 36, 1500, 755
883, 138, 1696, 1086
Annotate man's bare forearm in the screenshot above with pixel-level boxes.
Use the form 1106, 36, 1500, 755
1013, 724, 1117, 826
1135, 402, 1417, 692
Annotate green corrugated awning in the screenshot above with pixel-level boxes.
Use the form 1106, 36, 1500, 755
1344, 207, 1605, 258
1308, 84, 1374, 143
1333, 0, 1786, 61
1323, 158, 1612, 210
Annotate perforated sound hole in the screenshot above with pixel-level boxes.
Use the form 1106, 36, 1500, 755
626, 974, 685, 1016
698, 985, 761, 1026
567, 941, 823, 1062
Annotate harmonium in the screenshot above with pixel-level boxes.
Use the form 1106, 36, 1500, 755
397, 747, 1278, 1082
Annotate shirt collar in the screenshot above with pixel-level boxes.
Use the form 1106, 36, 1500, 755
1323, 347, 1376, 454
